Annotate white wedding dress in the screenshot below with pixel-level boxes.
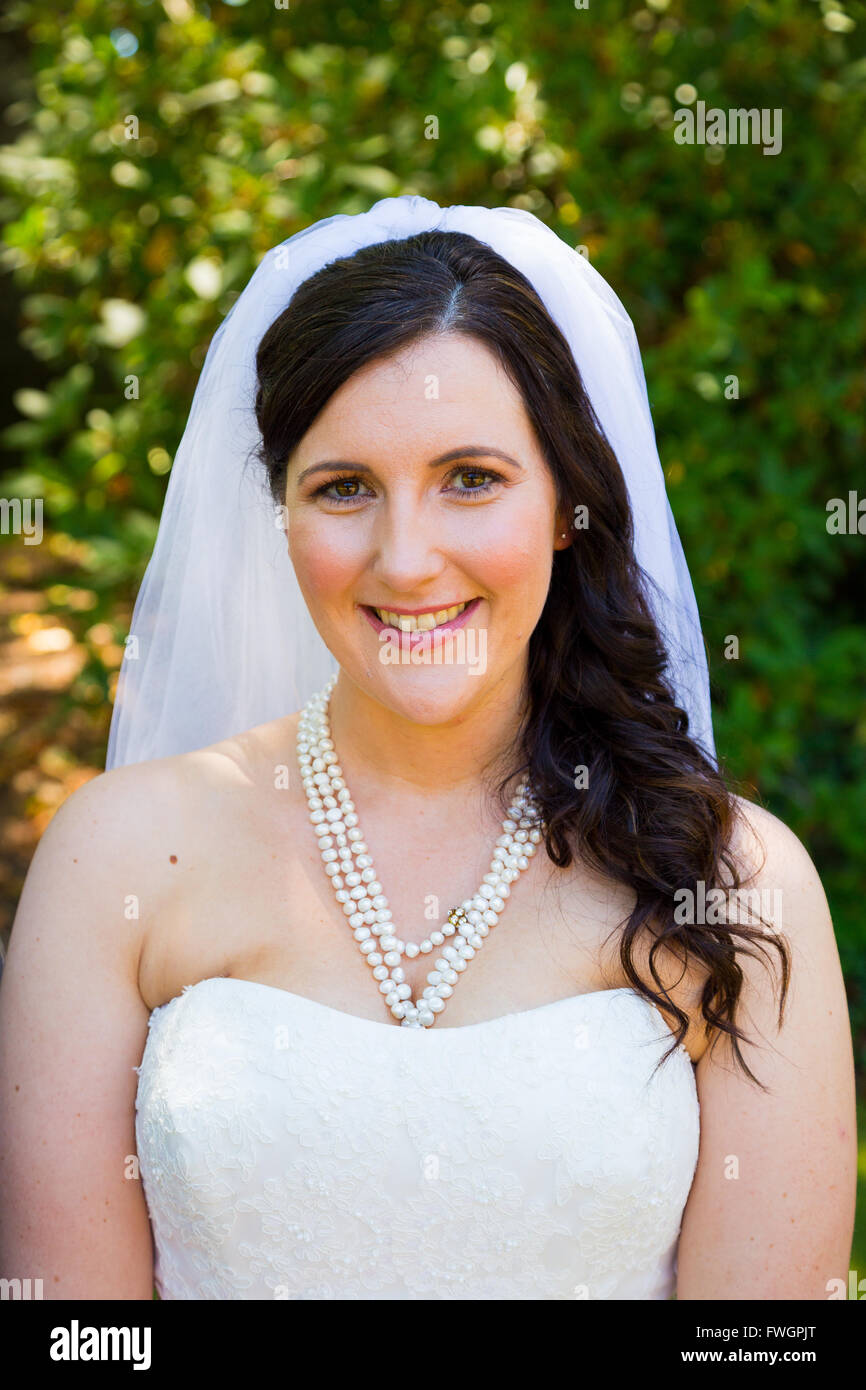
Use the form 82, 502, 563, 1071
134, 977, 700, 1300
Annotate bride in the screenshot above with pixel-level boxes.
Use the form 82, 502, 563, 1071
0, 196, 856, 1300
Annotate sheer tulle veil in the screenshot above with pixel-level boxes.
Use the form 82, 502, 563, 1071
105, 194, 716, 772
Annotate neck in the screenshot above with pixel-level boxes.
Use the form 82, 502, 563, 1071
323, 667, 529, 802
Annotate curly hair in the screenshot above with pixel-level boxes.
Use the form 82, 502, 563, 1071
251, 227, 790, 1085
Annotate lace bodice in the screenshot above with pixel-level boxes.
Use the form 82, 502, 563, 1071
133, 978, 700, 1300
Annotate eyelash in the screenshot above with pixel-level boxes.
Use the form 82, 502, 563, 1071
310, 467, 505, 506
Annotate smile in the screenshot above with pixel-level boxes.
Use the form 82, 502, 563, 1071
362, 598, 480, 635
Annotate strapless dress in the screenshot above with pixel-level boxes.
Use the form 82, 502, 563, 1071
134, 977, 700, 1299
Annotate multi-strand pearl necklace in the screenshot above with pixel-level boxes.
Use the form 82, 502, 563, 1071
297, 674, 545, 1028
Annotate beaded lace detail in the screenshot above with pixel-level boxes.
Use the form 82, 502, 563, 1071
134, 978, 700, 1300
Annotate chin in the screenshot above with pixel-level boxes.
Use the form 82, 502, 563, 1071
355, 661, 494, 727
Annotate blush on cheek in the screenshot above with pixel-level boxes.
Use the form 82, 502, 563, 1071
466, 512, 553, 597
288, 521, 364, 604
487, 526, 554, 643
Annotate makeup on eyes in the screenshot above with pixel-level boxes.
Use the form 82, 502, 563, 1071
308, 465, 506, 505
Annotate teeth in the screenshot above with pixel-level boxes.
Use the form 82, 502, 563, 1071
373, 601, 470, 632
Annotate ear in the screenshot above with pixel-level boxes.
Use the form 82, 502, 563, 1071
553, 507, 572, 551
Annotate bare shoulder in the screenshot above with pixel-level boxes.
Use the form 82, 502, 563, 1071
724, 792, 826, 900
722, 793, 842, 1016
13, 711, 304, 963
30, 747, 208, 921
54, 709, 303, 843
623, 794, 832, 1065
660, 786, 851, 1123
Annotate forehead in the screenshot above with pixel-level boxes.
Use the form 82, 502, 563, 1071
293, 333, 539, 461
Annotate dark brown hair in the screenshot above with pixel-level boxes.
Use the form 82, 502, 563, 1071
252, 228, 790, 1085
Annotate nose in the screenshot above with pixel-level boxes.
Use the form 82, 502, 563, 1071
367, 492, 449, 597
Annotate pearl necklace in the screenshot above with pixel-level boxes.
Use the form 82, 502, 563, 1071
297, 674, 545, 1028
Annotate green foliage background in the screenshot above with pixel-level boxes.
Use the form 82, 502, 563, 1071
0, 0, 864, 1258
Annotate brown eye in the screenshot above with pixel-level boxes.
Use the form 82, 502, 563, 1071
313, 475, 370, 503
447, 467, 501, 498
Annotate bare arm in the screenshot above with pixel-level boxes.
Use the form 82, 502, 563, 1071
0, 768, 158, 1299
676, 802, 857, 1299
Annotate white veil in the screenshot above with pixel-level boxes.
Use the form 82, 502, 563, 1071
105, 194, 716, 771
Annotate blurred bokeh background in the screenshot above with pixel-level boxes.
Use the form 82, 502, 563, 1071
1, 0, 864, 1269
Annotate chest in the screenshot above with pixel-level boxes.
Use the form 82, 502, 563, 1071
138, 789, 633, 1024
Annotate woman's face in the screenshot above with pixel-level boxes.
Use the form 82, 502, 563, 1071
283, 331, 570, 725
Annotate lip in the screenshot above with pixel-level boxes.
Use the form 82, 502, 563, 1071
361, 597, 482, 641
363, 601, 473, 617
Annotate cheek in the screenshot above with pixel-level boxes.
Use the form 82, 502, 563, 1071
468, 503, 554, 605
288, 515, 365, 604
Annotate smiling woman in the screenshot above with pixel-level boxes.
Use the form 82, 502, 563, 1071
0, 196, 855, 1301
265, 329, 568, 729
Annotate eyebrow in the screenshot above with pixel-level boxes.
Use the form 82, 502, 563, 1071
295, 446, 523, 487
